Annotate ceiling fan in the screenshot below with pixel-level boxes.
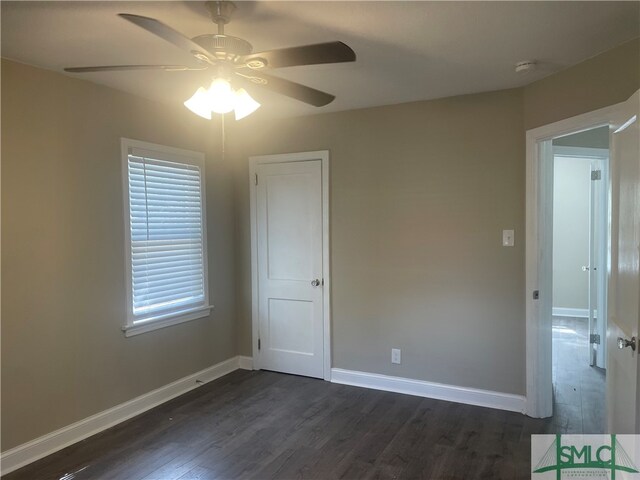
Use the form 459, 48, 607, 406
65, 1, 356, 120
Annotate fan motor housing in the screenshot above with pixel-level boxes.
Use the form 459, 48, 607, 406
192, 34, 252, 62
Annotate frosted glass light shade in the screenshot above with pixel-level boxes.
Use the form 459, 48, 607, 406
208, 78, 235, 114
234, 88, 261, 120
184, 80, 260, 120
183, 87, 212, 120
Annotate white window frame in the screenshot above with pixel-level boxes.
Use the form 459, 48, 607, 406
121, 138, 212, 337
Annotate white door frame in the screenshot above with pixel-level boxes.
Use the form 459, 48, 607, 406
249, 150, 331, 381
526, 103, 622, 418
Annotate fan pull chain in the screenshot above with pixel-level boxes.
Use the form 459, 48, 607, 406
221, 114, 226, 163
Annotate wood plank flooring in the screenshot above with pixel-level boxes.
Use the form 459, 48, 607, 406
552, 316, 606, 433
4, 368, 580, 480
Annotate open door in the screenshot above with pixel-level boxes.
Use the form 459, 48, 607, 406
606, 90, 640, 434
588, 156, 608, 369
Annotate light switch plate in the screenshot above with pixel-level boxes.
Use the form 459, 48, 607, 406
502, 229, 514, 247
391, 348, 401, 364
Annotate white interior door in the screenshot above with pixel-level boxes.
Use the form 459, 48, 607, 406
589, 157, 608, 369
255, 160, 324, 379
607, 90, 640, 434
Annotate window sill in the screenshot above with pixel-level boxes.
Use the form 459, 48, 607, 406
122, 305, 214, 337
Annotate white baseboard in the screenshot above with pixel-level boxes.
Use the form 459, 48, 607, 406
331, 368, 526, 414
552, 307, 589, 318
238, 355, 254, 370
1, 355, 251, 476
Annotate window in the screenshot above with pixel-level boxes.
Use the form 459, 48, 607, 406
121, 138, 211, 336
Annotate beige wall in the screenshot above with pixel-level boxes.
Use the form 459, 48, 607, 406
523, 38, 640, 130
231, 37, 639, 397
231, 89, 527, 395
1, 60, 236, 450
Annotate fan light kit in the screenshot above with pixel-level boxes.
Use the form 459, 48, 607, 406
184, 79, 261, 120
64, 1, 356, 121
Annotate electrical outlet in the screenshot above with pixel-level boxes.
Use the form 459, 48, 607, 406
391, 348, 401, 364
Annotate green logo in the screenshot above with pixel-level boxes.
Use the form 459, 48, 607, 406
532, 434, 639, 479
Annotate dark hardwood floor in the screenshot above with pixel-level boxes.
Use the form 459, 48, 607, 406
552, 315, 606, 434
6, 367, 581, 480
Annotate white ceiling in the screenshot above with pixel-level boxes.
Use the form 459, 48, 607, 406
2, 1, 639, 118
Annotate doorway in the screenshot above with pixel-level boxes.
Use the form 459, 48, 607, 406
526, 91, 639, 431
249, 151, 331, 380
550, 128, 609, 432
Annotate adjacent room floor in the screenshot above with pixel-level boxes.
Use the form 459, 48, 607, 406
552, 315, 606, 434
5, 366, 585, 480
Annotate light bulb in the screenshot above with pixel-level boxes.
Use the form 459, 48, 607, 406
183, 87, 212, 120
234, 88, 261, 120
207, 78, 235, 114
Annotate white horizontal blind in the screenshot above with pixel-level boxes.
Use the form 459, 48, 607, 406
127, 152, 206, 322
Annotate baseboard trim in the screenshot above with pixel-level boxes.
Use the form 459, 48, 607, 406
331, 368, 526, 414
552, 307, 589, 318
1, 355, 250, 476
238, 355, 254, 370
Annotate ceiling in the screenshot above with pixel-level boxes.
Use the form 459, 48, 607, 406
2, 1, 639, 119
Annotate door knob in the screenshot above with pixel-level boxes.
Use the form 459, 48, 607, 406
311, 279, 321, 287
617, 336, 636, 351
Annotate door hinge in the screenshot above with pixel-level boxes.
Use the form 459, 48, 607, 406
254, 173, 258, 185
258, 338, 261, 350
591, 170, 602, 181
590, 333, 601, 345
533, 290, 540, 300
